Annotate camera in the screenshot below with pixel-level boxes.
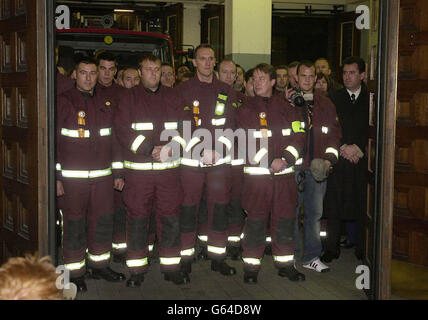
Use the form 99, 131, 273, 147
289, 88, 306, 107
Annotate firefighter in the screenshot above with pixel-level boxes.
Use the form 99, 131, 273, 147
175, 44, 237, 279
56, 57, 126, 292
114, 54, 186, 287
95, 52, 128, 263
236, 63, 306, 284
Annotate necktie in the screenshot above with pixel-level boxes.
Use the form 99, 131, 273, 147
351, 94, 356, 104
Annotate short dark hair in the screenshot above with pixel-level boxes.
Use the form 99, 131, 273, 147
315, 57, 330, 67
254, 63, 276, 81
161, 62, 173, 68
194, 44, 215, 58
288, 61, 300, 69
343, 56, 366, 73
218, 59, 236, 71
96, 52, 117, 67
275, 65, 288, 72
315, 72, 332, 90
138, 54, 161, 69
74, 56, 97, 70
244, 68, 254, 82
297, 60, 315, 75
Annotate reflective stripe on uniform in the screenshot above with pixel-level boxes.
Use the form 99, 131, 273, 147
207, 245, 226, 255
266, 236, 272, 243
200, 155, 231, 167
148, 245, 154, 252
185, 137, 201, 153
112, 162, 124, 169
131, 135, 146, 153
132, 123, 154, 131
218, 136, 232, 150
253, 130, 272, 138
61, 168, 112, 179
61, 128, 90, 138
112, 243, 127, 250
321, 126, 329, 134
295, 158, 303, 165
124, 160, 180, 171
99, 128, 112, 136
228, 236, 241, 243
243, 258, 261, 266
181, 248, 195, 257
253, 148, 268, 164
282, 129, 292, 136
126, 258, 148, 268
244, 166, 294, 176
56, 163, 62, 171
231, 159, 245, 166
285, 145, 300, 161
164, 122, 178, 130
181, 158, 200, 167
325, 147, 339, 159
211, 118, 226, 126
87, 252, 111, 262
65, 259, 86, 271
320, 231, 327, 237
215, 103, 225, 116
159, 257, 181, 265
198, 235, 208, 242
273, 255, 294, 263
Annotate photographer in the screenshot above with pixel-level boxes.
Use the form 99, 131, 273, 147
287, 61, 342, 273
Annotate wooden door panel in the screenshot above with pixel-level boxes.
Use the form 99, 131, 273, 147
0, 0, 47, 263
395, 0, 428, 267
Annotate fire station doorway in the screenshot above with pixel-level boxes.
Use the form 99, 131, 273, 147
0, 0, 399, 300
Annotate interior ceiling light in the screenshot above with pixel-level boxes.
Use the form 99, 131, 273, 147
114, 9, 135, 13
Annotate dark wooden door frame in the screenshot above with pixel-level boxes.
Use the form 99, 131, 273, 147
374, 0, 399, 300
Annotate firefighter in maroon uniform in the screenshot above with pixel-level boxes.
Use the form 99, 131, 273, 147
236, 63, 306, 284
114, 54, 186, 287
94, 52, 129, 263
56, 57, 126, 292
175, 44, 237, 279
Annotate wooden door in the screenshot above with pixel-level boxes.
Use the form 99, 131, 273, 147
394, 0, 428, 267
201, 4, 225, 62
0, 0, 49, 263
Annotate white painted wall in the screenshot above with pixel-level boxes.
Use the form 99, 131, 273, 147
182, 3, 202, 49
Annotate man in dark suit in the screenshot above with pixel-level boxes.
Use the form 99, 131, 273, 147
321, 56, 369, 263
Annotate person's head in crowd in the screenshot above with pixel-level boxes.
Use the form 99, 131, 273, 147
0, 254, 63, 300
122, 67, 140, 89
217, 59, 237, 87
244, 67, 255, 97
179, 72, 194, 84
315, 72, 331, 94
274, 65, 289, 92
193, 44, 216, 82
297, 60, 316, 94
96, 52, 117, 87
161, 63, 175, 88
57, 46, 75, 77
138, 54, 161, 92
342, 56, 366, 92
74, 56, 98, 94
315, 57, 332, 77
176, 65, 190, 83
252, 63, 276, 98
287, 61, 300, 88
116, 68, 125, 86
234, 64, 245, 92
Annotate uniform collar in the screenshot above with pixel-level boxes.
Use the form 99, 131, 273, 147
346, 86, 361, 101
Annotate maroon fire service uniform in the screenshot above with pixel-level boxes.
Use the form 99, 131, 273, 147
57, 86, 123, 278
114, 84, 184, 276
175, 76, 237, 265
236, 94, 305, 273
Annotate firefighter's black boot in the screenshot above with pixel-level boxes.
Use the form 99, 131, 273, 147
90, 267, 126, 282
70, 276, 87, 293
211, 259, 236, 276
126, 273, 145, 288
164, 270, 188, 285
278, 264, 306, 282
243, 271, 258, 284
181, 260, 192, 282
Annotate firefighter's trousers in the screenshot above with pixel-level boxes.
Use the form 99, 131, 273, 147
241, 174, 297, 272
58, 176, 114, 278
123, 170, 182, 275
180, 165, 231, 262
